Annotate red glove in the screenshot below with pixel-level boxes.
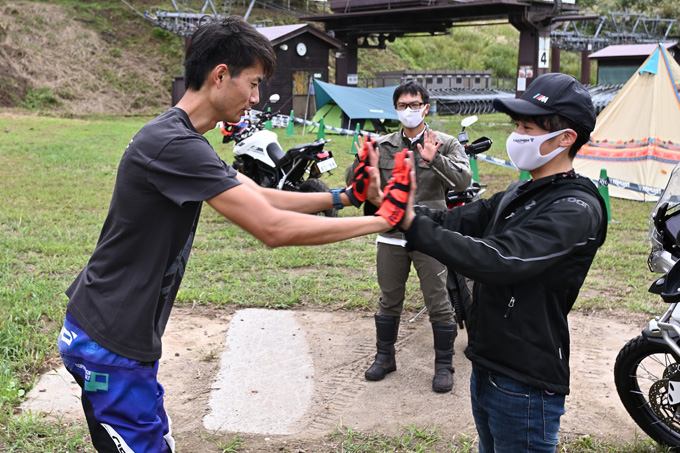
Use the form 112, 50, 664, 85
345, 136, 374, 208
376, 149, 411, 226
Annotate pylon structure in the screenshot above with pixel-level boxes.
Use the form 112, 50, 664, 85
285, 110, 295, 136
350, 124, 361, 154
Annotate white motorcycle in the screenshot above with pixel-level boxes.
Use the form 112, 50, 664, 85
222, 95, 339, 216
615, 163, 680, 449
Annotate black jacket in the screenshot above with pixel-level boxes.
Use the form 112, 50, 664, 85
404, 171, 608, 394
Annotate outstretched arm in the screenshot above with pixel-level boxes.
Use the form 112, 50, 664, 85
237, 135, 379, 214
210, 148, 414, 247
236, 173, 357, 214
207, 183, 391, 247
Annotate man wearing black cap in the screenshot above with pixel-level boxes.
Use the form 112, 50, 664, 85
399, 73, 608, 452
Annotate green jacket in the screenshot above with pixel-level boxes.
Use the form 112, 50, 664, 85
346, 123, 471, 238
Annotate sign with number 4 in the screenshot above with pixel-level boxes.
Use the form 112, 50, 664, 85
538, 37, 550, 69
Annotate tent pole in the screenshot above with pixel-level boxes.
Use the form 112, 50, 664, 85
303, 74, 312, 136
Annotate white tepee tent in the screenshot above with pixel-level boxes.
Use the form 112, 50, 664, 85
574, 43, 680, 200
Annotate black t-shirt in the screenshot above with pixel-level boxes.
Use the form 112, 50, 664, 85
66, 108, 240, 362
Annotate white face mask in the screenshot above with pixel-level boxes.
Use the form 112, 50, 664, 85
506, 129, 570, 171
397, 106, 426, 129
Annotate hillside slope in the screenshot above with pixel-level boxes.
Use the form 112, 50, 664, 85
0, 1, 183, 116
0, 1, 577, 117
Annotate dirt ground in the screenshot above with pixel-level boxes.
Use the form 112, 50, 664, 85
24, 305, 653, 451
138, 305, 649, 452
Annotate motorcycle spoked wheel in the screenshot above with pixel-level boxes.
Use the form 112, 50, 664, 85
614, 334, 680, 449
299, 178, 338, 217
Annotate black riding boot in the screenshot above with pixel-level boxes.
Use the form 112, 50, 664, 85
432, 322, 457, 393
365, 314, 400, 381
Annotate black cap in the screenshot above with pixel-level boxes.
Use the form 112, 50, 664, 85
492, 73, 596, 133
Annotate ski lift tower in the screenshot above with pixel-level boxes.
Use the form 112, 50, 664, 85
125, 0, 227, 37
123, 0, 298, 36
121, 0, 229, 104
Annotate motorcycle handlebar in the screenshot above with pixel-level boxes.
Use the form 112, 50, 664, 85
465, 137, 493, 156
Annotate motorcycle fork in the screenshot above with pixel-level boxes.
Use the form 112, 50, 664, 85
646, 303, 680, 358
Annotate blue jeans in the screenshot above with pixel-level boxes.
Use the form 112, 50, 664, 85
470, 366, 565, 452
58, 312, 174, 453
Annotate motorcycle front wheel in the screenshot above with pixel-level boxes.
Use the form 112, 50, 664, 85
299, 178, 338, 217
614, 334, 680, 449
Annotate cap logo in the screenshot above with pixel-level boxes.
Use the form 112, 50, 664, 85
533, 93, 549, 103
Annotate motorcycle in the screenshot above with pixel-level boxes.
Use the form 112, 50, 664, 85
446, 116, 492, 330
221, 94, 339, 216
614, 163, 680, 449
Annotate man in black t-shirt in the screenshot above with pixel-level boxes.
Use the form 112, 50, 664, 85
57, 16, 413, 453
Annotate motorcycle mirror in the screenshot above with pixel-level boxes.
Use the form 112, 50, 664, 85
269, 94, 280, 104
461, 115, 478, 129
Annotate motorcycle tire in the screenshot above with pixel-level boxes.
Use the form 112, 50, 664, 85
614, 334, 680, 449
299, 178, 338, 217
447, 272, 473, 330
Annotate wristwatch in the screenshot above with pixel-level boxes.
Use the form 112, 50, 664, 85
330, 188, 345, 210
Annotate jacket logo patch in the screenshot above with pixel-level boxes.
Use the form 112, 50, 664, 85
554, 197, 591, 211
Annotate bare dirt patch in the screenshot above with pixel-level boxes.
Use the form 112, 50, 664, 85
26, 305, 651, 451
0, 2, 175, 115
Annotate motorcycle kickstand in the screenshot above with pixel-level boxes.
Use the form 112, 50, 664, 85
409, 306, 427, 323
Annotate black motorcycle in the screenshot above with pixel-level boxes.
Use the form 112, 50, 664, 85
447, 116, 492, 330
408, 116, 492, 326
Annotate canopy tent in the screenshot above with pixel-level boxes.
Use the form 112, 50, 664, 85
306, 80, 400, 134
574, 43, 680, 201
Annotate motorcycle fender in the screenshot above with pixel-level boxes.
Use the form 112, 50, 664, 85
641, 326, 680, 346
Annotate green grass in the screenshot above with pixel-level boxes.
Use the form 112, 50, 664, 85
329, 426, 671, 453
0, 113, 666, 451
0, 413, 91, 452
332, 425, 448, 452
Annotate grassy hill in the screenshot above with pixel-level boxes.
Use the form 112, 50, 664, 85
0, 1, 588, 116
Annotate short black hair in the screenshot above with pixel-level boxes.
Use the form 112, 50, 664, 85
393, 80, 429, 106
183, 16, 276, 91
509, 113, 591, 159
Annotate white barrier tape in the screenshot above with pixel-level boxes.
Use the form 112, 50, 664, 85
474, 153, 663, 196
290, 116, 381, 139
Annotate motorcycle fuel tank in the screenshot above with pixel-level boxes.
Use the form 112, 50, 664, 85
233, 129, 279, 167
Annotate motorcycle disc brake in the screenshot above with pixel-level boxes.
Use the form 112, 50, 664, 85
648, 379, 680, 434
663, 362, 680, 379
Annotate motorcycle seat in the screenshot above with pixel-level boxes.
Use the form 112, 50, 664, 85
278, 140, 325, 168
266, 142, 286, 166
286, 143, 310, 159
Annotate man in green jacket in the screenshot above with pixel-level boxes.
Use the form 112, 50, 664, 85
347, 81, 471, 392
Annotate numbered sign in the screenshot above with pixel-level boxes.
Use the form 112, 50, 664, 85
538, 36, 550, 69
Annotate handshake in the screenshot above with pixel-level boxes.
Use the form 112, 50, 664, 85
344, 137, 413, 227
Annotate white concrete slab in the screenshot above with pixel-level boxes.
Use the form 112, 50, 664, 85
203, 308, 314, 434
20, 366, 81, 419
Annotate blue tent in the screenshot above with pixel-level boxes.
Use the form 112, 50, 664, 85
308, 80, 399, 134
314, 79, 398, 120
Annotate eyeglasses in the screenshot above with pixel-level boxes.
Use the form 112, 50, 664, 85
395, 102, 425, 111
